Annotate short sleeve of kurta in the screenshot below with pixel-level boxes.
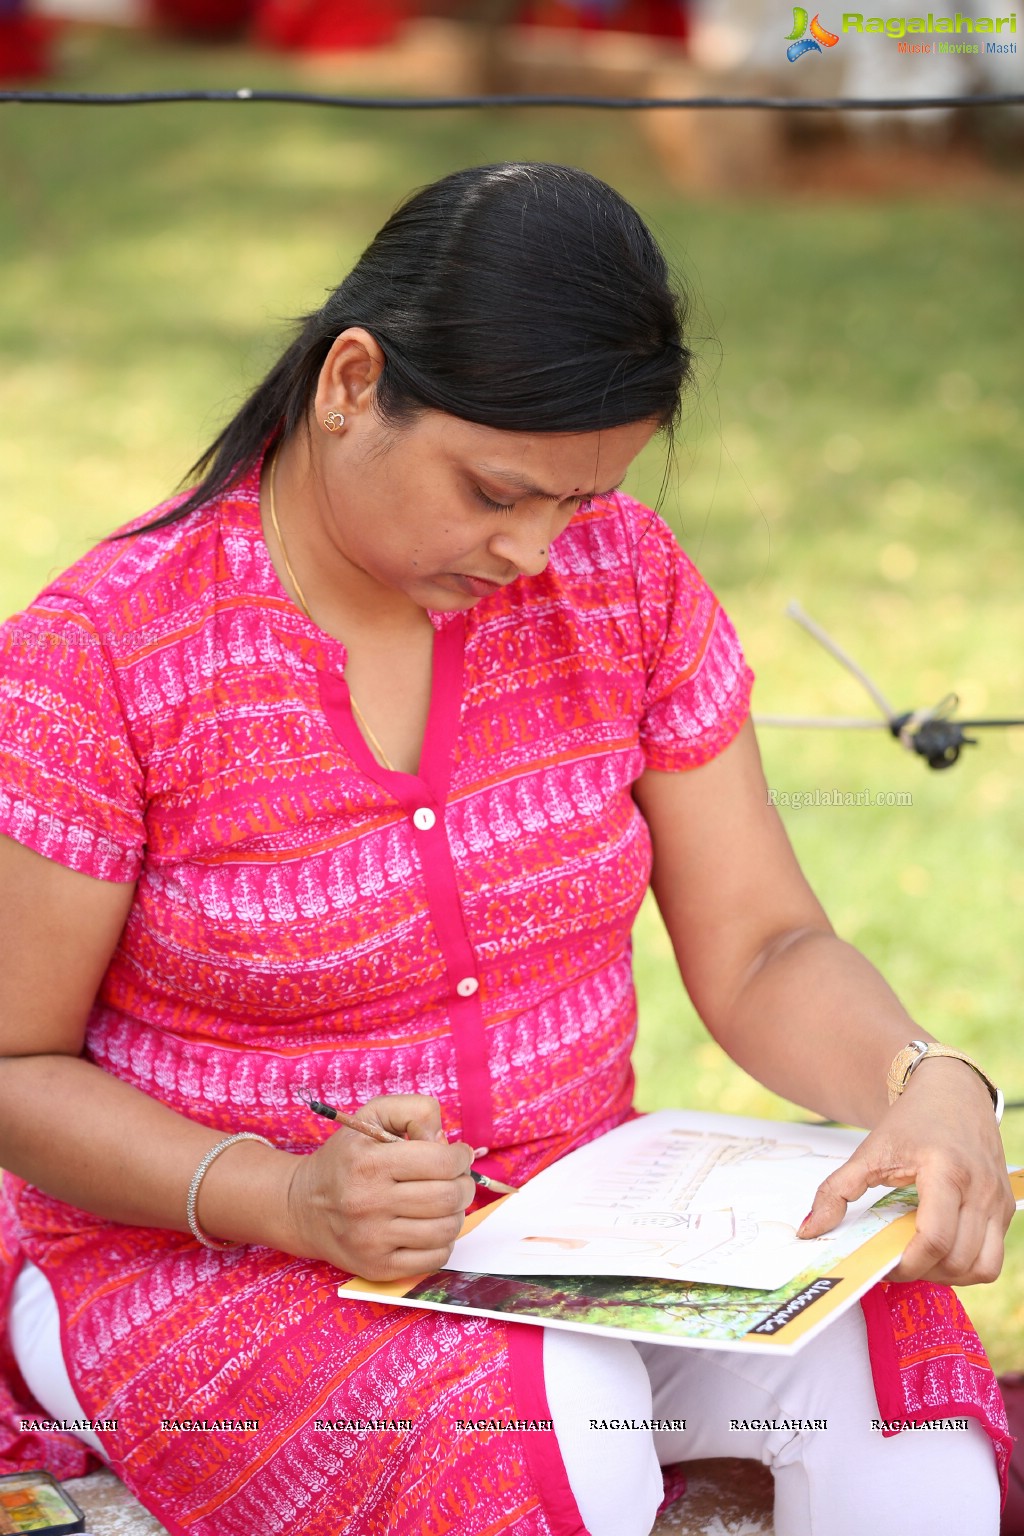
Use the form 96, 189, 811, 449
0, 598, 146, 883
619, 496, 754, 771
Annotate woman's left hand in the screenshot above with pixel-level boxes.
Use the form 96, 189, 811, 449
797, 1058, 1016, 1285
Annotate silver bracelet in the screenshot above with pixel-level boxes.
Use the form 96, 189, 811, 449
186, 1133, 274, 1251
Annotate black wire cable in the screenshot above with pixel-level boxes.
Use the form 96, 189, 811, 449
1, 88, 1023, 110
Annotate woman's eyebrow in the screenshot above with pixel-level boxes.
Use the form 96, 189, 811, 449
474, 464, 625, 501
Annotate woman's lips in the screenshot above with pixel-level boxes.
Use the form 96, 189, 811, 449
447, 573, 509, 599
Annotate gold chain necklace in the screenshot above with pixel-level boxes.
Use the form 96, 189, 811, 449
268, 451, 396, 773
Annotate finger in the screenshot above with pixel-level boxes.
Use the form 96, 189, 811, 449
361, 1094, 444, 1142
389, 1175, 477, 1220
898, 1211, 1007, 1287
385, 1211, 467, 1253
360, 1137, 473, 1184
960, 1220, 1007, 1286
923, 1202, 989, 1285
797, 1149, 902, 1238
888, 1209, 981, 1284
350, 1240, 464, 1283
394, 1141, 473, 1181
885, 1166, 963, 1282
383, 1245, 464, 1281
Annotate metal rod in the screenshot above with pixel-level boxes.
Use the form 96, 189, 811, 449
754, 716, 888, 729
785, 601, 897, 721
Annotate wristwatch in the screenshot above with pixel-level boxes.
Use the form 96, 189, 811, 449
887, 1040, 1004, 1124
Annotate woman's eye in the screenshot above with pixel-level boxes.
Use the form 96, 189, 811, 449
472, 486, 594, 517
474, 488, 517, 514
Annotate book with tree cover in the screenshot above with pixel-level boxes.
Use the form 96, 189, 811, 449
339, 1110, 1024, 1356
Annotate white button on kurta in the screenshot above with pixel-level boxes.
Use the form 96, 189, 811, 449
412, 807, 436, 831
456, 976, 479, 998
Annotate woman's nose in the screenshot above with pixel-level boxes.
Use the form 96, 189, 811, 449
487, 507, 568, 579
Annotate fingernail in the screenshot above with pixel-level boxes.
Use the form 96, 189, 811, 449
797, 1210, 815, 1233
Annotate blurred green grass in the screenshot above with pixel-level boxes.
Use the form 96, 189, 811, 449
1, 29, 1022, 1365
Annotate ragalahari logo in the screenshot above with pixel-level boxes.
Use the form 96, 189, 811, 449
786, 7, 841, 59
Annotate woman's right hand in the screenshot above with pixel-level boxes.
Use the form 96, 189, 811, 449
281, 1095, 477, 1280
0, 838, 473, 1272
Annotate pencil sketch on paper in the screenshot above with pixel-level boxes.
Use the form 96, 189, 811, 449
402, 1192, 916, 1351
448, 1110, 905, 1291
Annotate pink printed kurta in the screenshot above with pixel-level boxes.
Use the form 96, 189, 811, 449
0, 460, 1010, 1534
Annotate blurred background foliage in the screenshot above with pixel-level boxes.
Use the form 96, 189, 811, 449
1, 25, 1022, 1364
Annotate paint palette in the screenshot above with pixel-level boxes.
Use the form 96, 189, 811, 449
0, 1472, 85, 1535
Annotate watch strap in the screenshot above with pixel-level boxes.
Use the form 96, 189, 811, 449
886, 1040, 930, 1102
887, 1041, 1003, 1124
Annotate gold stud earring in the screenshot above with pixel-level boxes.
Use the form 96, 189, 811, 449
323, 411, 346, 432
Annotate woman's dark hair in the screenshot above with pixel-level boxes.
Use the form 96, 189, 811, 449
110, 161, 692, 539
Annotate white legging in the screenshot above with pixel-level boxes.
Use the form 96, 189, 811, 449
9, 1261, 1001, 1536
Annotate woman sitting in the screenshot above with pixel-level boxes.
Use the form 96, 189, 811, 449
0, 161, 1013, 1536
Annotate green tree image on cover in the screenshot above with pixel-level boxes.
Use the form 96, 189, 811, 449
405, 1268, 815, 1340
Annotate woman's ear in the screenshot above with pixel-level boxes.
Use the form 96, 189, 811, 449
315, 327, 386, 423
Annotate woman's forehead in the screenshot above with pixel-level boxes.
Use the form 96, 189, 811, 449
425, 412, 659, 493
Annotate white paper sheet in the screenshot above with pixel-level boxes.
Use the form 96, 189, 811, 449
448, 1109, 904, 1290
